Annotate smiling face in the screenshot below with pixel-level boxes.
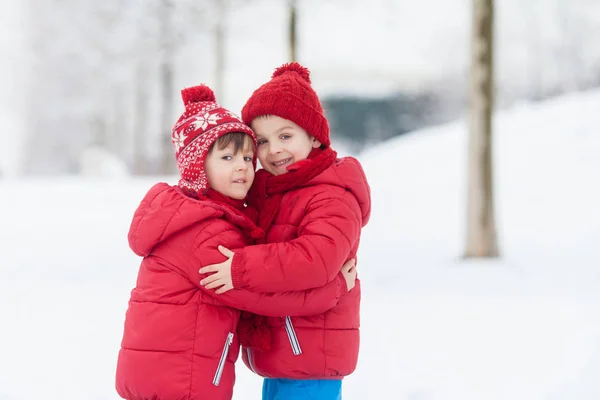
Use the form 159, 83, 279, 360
251, 115, 321, 176
204, 132, 255, 200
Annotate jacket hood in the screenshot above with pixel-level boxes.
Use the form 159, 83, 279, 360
128, 183, 255, 256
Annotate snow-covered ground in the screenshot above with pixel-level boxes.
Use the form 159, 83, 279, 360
1, 89, 599, 399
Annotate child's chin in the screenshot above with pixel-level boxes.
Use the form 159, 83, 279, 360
266, 167, 287, 176
229, 190, 249, 200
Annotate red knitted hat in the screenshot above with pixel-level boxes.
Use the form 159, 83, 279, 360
241, 62, 330, 147
171, 85, 256, 196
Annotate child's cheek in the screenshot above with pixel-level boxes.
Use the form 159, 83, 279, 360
257, 153, 268, 168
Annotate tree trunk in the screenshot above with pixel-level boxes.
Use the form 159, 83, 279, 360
159, 0, 176, 174
464, 0, 499, 258
160, 60, 175, 174
133, 58, 149, 174
289, 0, 297, 62
213, 1, 226, 102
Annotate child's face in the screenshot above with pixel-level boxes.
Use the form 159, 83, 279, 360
204, 141, 255, 200
251, 115, 321, 176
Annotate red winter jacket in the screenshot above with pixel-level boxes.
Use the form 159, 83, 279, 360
235, 157, 371, 379
115, 183, 349, 400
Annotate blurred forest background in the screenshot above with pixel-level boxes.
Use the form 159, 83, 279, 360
1, 0, 599, 177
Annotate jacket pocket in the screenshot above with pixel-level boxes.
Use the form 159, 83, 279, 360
212, 332, 234, 386
284, 316, 302, 356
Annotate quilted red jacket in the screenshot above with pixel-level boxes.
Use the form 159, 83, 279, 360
234, 157, 371, 379
115, 183, 349, 400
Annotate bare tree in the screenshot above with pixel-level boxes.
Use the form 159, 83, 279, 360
555, 0, 595, 92
159, 0, 177, 174
289, 0, 298, 62
132, 57, 151, 174
158, 0, 238, 172
213, 1, 227, 101
464, 0, 499, 258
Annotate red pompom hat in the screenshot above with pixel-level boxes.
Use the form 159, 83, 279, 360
171, 85, 256, 196
241, 62, 330, 147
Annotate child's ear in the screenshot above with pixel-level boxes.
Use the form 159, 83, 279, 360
311, 138, 322, 148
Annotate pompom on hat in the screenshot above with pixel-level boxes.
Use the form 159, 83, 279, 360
171, 85, 256, 196
241, 62, 330, 147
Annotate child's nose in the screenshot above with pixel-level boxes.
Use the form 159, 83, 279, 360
268, 143, 281, 154
236, 160, 248, 171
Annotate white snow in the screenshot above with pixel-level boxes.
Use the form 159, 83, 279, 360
1, 89, 599, 399
79, 146, 130, 178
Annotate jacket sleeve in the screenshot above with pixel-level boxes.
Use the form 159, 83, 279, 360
217, 274, 347, 317
190, 222, 347, 317
231, 192, 362, 292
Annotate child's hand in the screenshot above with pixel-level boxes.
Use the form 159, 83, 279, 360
340, 258, 357, 292
199, 246, 235, 294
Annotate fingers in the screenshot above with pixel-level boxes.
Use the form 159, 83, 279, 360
341, 259, 356, 273
346, 266, 357, 279
199, 265, 217, 275
218, 245, 235, 258
205, 279, 226, 290
200, 273, 221, 286
215, 283, 233, 294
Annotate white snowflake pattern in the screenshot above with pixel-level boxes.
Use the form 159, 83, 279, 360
172, 129, 188, 152
193, 111, 220, 130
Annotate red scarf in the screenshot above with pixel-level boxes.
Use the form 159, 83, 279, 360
199, 188, 264, 240
203, 188, 246, 211
247, 147, 337, 242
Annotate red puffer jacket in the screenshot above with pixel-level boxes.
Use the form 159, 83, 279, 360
234, 157, 371, 379
115, 183, 349, 400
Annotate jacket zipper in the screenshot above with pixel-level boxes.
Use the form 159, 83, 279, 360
212, 332, 234, 386
246, 347, 257, 374
284, 316, 302, 356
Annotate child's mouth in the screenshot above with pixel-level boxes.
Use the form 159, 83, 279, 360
272, 158, 292, 168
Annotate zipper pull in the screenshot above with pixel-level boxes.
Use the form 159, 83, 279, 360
227, 332, 234, 345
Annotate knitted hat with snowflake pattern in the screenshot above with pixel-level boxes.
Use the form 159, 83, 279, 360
171, 85, 256, 196
241, 62, 330, 147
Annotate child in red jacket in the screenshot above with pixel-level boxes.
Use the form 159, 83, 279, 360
199, 63, 371, 400
115, 84, 357, 400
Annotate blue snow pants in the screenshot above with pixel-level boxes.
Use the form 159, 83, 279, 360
262, 378, 342, 400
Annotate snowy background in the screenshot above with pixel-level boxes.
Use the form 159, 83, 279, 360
2, 0, 600, 175
1, 88, 599, 400
1, 0, 600, 399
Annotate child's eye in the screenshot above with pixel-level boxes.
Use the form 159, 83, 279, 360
257, 139, 267, 146
221, 155, 232, 161
244, 156, 253, 162
280, 134, 291, 140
